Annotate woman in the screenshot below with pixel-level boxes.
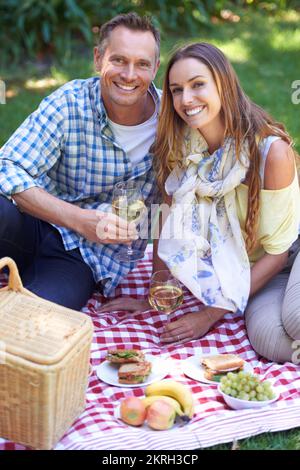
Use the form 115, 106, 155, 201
100, 43, 300, 363
153, 42, 300, 363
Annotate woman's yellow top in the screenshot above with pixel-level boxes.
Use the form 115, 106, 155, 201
236, 137, 300, 263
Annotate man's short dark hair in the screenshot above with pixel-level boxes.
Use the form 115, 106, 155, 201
98, 12, 160, 61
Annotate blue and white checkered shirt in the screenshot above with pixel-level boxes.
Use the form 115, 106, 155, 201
0, 77, 161, 296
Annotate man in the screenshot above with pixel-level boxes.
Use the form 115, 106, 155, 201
0, 13, 161, 310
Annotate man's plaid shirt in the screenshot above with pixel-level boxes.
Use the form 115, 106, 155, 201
0, 77, 161, 296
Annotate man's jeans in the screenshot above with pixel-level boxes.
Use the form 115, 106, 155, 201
0, 196, 95, 310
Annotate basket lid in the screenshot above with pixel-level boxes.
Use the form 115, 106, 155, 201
0, 257, 93, 365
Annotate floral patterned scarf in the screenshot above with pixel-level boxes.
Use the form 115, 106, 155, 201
158, 128, 251, 313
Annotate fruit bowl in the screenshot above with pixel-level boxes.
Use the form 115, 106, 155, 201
218, 383, 280, 410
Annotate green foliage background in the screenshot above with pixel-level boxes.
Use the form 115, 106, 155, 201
1, 6, 299, 151
0, 0, 299, 65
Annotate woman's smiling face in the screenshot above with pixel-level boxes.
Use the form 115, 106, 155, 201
169, 57, 223, 136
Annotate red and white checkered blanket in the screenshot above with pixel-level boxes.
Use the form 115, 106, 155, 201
1, 245, 300, 450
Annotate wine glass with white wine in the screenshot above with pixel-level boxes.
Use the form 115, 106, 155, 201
112, 181, 146, 262
148, 270, 183, 319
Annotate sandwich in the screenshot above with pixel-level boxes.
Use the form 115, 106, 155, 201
118, 361, 152, 384
106, 349, 145, 364
201, 354, 245, 381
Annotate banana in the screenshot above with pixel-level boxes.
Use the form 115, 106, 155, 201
142, 395, 184, 417
145, 380, 194, 419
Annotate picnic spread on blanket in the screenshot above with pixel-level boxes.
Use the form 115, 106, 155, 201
0, 246, 299, 450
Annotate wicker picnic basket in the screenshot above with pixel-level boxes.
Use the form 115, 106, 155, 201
0, 257, 94, 450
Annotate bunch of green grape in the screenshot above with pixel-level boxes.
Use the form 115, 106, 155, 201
220, 371, 275, 401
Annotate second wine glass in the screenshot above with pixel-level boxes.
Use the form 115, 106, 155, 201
148, 270, 183, 319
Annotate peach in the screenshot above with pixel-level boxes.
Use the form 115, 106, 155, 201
146, 399, 176, 430
120, 397, 147, 426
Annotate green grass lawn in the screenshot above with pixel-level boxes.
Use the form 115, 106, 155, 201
0, 8, 300, 450
206, 428, 300, 450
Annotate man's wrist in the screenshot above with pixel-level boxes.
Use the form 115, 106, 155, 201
68, 205, 85, 234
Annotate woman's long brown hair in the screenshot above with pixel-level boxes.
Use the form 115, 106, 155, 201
154, 42, 296, 253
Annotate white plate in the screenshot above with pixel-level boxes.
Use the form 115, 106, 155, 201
182, 355, 253, 385
96, 355, 169, 388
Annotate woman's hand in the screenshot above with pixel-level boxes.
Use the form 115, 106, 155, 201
98, 297, 151, 313
160, 307, 227, 344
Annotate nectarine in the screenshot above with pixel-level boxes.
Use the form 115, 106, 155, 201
120, 397, 147, 426
146, 399, 176, 430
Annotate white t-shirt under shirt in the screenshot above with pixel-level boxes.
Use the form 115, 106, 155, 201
107, 92, 159, 165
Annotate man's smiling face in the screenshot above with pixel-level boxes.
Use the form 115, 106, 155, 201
94, 26, 159, 116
